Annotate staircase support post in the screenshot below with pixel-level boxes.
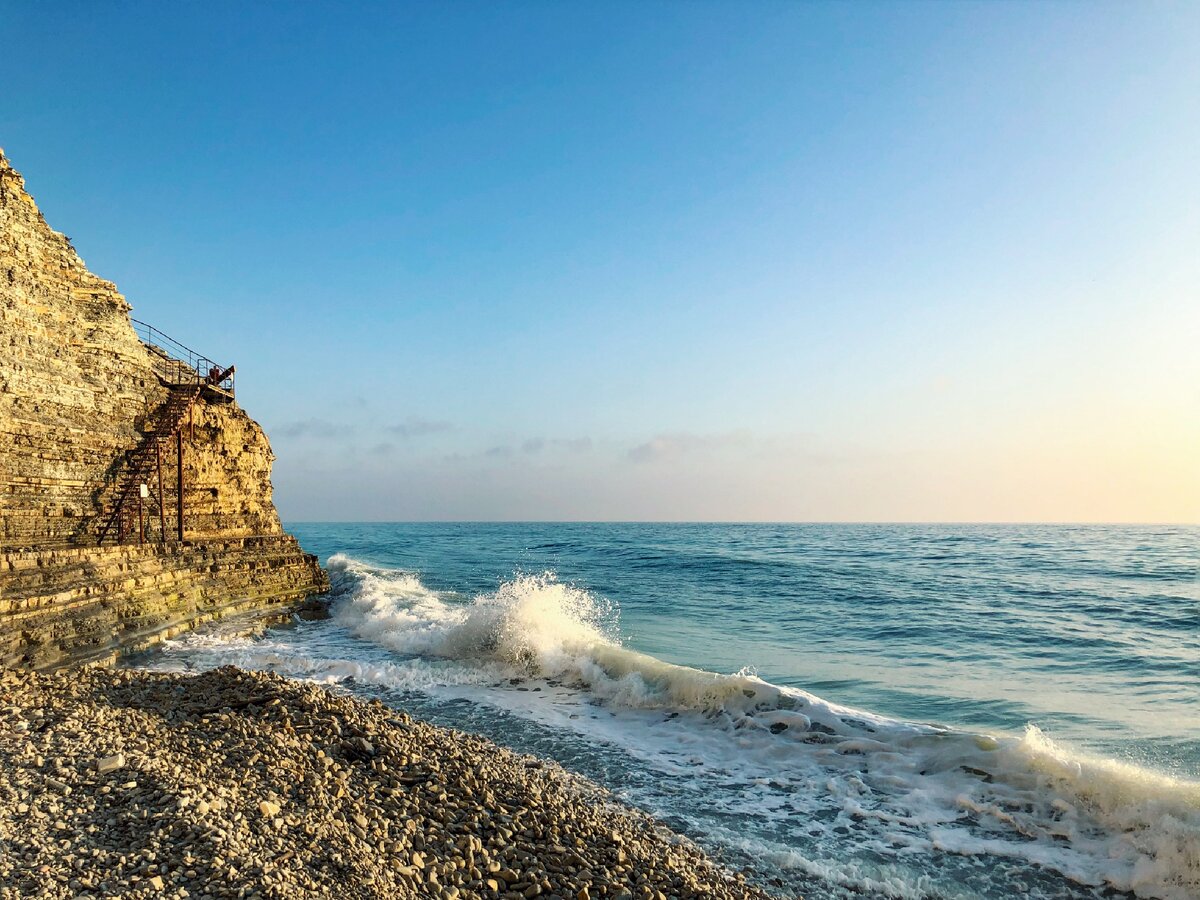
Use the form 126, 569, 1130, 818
176, 429, 185, 542
156, 442, 166, 542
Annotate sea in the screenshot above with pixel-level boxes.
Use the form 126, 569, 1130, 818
137, 523, 1200, 900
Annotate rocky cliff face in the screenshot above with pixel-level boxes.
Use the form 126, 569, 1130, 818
0, 150, 327, 668
0, 150, 287, 547
0, 152, 153, 547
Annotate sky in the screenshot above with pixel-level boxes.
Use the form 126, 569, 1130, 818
2, 1, 1197, 522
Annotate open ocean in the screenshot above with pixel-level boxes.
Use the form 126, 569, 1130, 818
139, 523, 1199, 899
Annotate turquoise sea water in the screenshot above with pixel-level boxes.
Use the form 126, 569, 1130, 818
143, 523, 1199, 899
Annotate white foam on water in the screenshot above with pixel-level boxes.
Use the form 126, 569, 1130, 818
149, 555, 1200, 900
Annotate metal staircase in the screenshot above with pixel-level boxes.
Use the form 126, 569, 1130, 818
96, 384, 203, 545
90, 317, 236, 547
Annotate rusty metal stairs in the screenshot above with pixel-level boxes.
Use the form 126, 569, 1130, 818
95, 384, 202, 545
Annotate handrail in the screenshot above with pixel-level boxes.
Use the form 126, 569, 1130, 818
131, 317, 235, 396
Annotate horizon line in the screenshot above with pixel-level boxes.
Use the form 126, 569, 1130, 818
280, 519, 1198, 527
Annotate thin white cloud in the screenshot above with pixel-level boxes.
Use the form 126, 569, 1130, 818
627, 431, 752, 463
522, 436, 593, 455
277, 418, 350, 439
387, 417, 456, 439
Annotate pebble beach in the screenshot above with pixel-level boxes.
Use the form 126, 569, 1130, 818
0, 666, 779, 900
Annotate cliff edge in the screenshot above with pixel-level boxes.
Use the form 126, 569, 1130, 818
0, 150, 328, 669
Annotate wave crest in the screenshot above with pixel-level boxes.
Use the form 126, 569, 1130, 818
327, 554, 617, 669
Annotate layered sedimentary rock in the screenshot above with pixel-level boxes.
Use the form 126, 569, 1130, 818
0, 538, 325, 669
0, 149, 327, 668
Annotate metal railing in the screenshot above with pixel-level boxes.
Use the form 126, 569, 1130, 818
132, 318, 235, 396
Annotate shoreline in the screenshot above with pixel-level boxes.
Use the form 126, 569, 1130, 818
0, 666, 783, 900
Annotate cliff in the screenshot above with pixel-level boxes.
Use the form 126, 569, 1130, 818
0, 150, 327, 669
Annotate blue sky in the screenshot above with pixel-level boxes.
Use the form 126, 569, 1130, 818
3, 2, 1197, 521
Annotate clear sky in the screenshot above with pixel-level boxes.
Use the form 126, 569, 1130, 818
3, 1, 1197, 522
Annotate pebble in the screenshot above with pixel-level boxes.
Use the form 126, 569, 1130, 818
95, 753, 126, 774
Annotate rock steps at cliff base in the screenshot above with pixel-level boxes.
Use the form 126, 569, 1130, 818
0, 666, 784, 900
0, 537, 326, 670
